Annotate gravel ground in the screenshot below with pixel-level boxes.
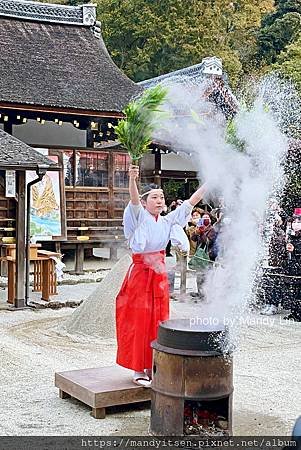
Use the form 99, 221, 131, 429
0, 288, 300, 437
0, 254, 300, 436
62, 255, 132, 339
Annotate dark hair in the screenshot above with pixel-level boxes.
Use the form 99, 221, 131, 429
201, 211, 216, 224
140, 183, 161, 200
192, 207, 204, 216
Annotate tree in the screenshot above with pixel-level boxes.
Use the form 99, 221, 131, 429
96, 0, 273, 85
67, 0, 86, 4
272, 35, 301, 90
257, 0, 301, 64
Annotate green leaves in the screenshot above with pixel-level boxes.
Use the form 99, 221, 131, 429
225, 119, 245, 152
271, 34, 301, 92
258, 12, 301, 64
114, 85, 168, 164
97, 0, 273, 86
256, 0, 301, 67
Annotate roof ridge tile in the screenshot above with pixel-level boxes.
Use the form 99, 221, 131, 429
0, 0, 96, 26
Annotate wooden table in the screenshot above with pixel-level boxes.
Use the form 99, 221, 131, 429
57, 239, 124, 274
5, 253, 59, 303
2, 243, 41, 259
1, 243, 42, 277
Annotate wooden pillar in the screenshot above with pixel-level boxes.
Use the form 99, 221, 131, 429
75, 243, 84, 275
54, 241, 61, 254
40, 259, 49, 301
14, 171, 26, 308
107, 152, 114, 219
110, 245, 118, 262
184, 176, 190, 198
179, 254, 187, 295
3, 122, 13, 135
153, 150, 161, 186
86, 129, 94, 148
0, 245, 7, 277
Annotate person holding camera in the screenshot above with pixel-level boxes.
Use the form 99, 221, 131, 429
185, 208, 204, 256
189, 213, 217, 300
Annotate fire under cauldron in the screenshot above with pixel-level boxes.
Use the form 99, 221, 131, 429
150, 319, 233, 437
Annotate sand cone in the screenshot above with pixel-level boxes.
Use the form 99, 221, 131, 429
62, 254, 132, 339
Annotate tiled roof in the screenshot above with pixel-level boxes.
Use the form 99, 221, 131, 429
139, 61, 212, 89
0, 0, 95, 25
0, 129, 57, 170
0, 1, 141, 112
139, 58, 238, 116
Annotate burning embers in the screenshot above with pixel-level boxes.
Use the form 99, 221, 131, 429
184, 400, 229, 436
150, 319, 233, 437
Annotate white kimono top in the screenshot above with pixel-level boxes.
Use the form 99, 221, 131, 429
123, 200, 193, 254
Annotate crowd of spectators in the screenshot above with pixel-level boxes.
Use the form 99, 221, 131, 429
165, 197, 301, 322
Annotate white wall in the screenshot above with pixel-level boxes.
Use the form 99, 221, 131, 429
141, 153, 155, 170
13, 120, 86, 147
161, 153, 196, 171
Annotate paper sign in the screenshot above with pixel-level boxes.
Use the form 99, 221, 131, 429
5, 170, 16, 197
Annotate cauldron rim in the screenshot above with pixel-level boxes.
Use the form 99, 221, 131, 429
160, 318, 226, 333
156, 318, 228, 353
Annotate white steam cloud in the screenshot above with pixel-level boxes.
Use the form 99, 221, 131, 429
154, 74, 294, 346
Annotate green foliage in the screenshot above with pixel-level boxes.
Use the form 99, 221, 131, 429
163, 180, 181, 199
271, 35, 301, 92
225, 119, 245, 151
67, 0, 87, 4
163, 179, 185, 201
96, 0, 273, 85
257, 1, 301, 65
281, 144, 301, 214
256, 2, 301, 215
258, 12, 301, 64
114, 85, 168, 164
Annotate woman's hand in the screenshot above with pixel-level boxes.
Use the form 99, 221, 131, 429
128, 164, 140, 205
129, 164, 139, 180
287, 243, 294, 252
189, 182, 207, 207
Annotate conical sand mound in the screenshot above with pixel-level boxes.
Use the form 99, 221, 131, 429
62, 254, 132, 339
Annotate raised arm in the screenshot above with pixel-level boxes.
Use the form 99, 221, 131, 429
129, 164, 140, 205
189, 183, 207, 207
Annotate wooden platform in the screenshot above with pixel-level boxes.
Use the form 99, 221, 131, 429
55, 365, 151, 419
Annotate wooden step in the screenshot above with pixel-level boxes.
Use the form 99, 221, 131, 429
55, 365, 151, 419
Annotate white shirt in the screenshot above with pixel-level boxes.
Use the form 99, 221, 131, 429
170, 224, 190, 253
123, 200, 193, 254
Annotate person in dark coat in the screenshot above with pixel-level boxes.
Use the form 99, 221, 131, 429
260, 213, 287, 315
285, 209, 301, 321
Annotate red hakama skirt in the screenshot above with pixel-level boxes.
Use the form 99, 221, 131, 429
116, 251, 169, 371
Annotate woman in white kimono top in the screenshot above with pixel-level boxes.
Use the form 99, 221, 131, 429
116, 165, 206, 387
